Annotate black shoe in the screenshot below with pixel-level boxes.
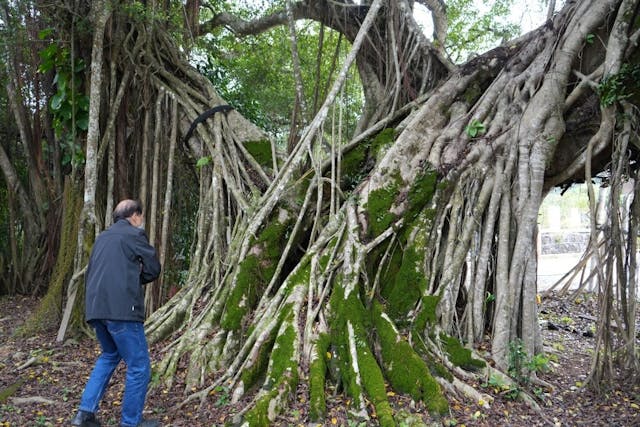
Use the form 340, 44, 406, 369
70, 410, 101, 427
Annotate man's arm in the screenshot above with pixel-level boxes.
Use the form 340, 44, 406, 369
133, 232, 161, 284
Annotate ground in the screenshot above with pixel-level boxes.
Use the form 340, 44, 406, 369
0, 294, 638, 427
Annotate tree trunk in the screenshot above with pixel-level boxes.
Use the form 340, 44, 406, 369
57, 0, 111, 341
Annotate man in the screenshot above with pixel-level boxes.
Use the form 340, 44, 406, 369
71, 200, 161, 427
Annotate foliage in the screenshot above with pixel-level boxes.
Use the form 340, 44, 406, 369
465, 118, 486, 138
506, 338, 550, 398
597, 63, 640, 107
444, 0, 521, 63
195, 156, 212, 168
193, 2, 363, 144
37, 29, 89, 167
211, 385, 231, 406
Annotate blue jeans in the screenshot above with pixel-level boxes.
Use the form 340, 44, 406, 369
79, 320, 151, 427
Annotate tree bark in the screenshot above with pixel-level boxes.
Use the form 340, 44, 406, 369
57, 0, 111, 342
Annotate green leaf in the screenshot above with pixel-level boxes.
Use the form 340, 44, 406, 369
73, 59, 86, 73
485, 292, 495, 303
58, 103, 73, 121
77, 95, 90, 112
76, 114, 89, 131
465, 119, 486, 138
37, 45, 58, 73
50, 92, 66, 111
38, 28, 54, 40
196, 156, 212, 168
38, 44, 58, 61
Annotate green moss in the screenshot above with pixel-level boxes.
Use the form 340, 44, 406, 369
413, 294, 441, 333
373, 239, 401, 285
239, 329, 276, 391
243, 139, 273, 167
365, 173, 402, 238
18, 179, 81, 336
327, 278, 368, 408
408, 333, 453, 383
328, 280, 396, 425
439, 333, 486, 370
463, 82, 483, 105
356, 342, 395, 427
368, 128, 395, 157
374, 303, 449, 415
309, 333, 330, 421
265, 308, 298, 389
281, 261, 310, 297
430, 359, 454, 382
221, 212, 292, 331
243, 307, 299, 427
405, 167, 438, 222
0, 378, 24, 403
243, 388, 279, 426
239, 274, 308, 395
341, 143, 369, 191
384, 247, 426, 322
221, 254, 261, 330
255, 213, 291, 247
341, 128, 395, 191
318, 240, 336, 271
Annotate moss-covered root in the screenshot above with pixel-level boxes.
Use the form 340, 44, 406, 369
349, 321, 395, 427
329, 279, 395, 426
373, 302, 449, 415
241, 285, 305, 426
309, 333, 330, 421
221, 209, 293, 333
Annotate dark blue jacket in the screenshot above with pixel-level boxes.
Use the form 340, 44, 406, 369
85, 219, 161, 322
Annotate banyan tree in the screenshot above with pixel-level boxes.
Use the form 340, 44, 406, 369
3, 0, 639, 425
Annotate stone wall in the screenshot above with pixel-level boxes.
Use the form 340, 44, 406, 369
539, 231, 590, 254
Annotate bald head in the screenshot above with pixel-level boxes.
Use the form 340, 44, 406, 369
113, 199, 143, 223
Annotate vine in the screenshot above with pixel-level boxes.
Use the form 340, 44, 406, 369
38, 29, 89, 167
